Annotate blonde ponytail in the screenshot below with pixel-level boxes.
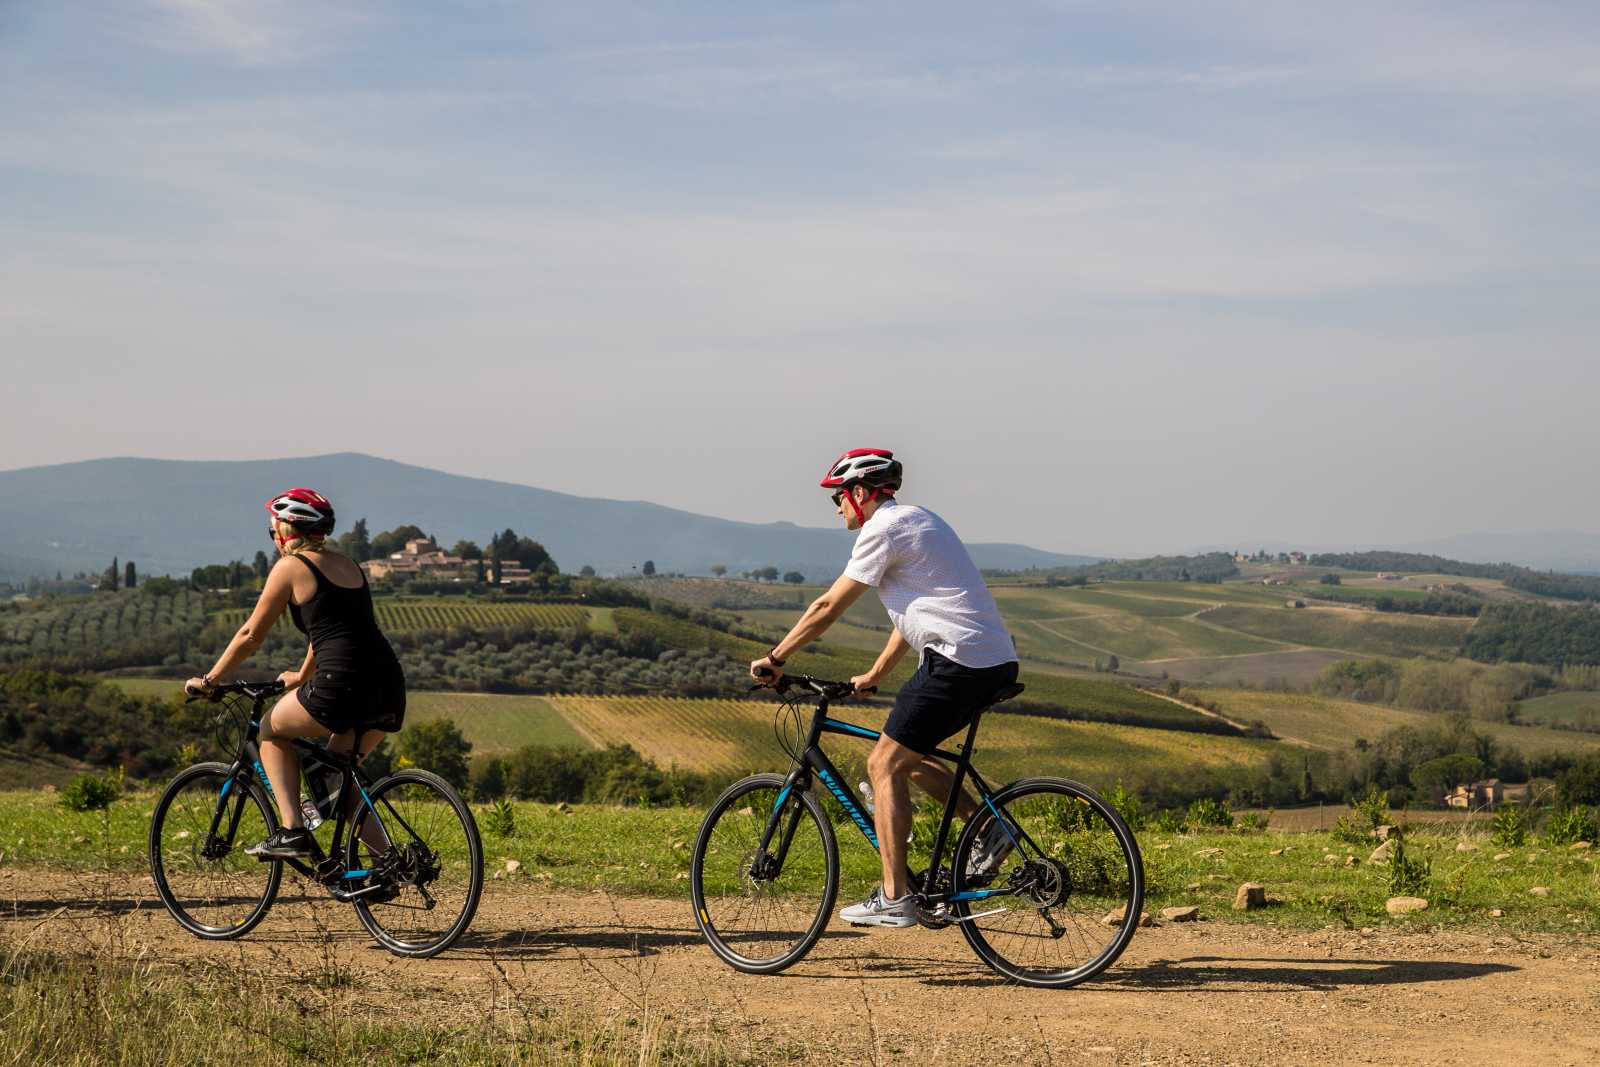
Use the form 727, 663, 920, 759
274, 520, 341, 558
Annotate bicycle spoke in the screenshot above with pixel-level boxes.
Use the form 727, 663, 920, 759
151, 766, 279, 938
693, 777, 836, 972
958, 781, 1142, 986
350, 772, 481, 957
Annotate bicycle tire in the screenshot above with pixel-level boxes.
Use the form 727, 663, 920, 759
347, 768, 483, 959
691, 773, 839, 974
149, 761, 282, 939
952, 776, 1144, 988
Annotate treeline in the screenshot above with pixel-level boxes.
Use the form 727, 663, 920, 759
1006, 552, 1238, 584
387, 621, 745, 696
1313, 657, 1547, 721
1462, 602, 1600, 667
0, 671, 208, 777
469, 743, 720, 806
1312, 589, 1482, 617
1309, 550, 1600, 604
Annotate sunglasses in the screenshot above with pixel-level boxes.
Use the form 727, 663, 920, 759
831, 489, 847, 507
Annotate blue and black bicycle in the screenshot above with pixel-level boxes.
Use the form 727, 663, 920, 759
689, 674, 1144, 987
148, 680, 483, 959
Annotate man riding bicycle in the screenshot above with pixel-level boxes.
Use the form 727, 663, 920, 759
749, 448, 1019, 928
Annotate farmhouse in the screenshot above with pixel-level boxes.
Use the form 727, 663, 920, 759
362, 538, 474, 583
1445, 779, 1505, 809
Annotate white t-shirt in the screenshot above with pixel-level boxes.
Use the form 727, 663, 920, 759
842, 500, 1017, 669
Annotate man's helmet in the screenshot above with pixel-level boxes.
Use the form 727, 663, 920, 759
264, 488, 336, 536
820, 448, 902, 494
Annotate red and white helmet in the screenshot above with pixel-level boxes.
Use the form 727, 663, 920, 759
820, 448, 902, 494
264, 487, 336, 536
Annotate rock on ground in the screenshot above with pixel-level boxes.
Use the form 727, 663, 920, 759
1233, 883, 1267, 910
1386, 896, 1429, 916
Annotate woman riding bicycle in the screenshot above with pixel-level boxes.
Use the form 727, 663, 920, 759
185, 487, 406, 859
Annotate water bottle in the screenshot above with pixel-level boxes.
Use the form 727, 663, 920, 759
859, 781, 913, 842
303, 752, 342, 820
299, 794, 324, 831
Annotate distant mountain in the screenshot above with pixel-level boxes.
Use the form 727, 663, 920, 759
0, 454, 1099, 581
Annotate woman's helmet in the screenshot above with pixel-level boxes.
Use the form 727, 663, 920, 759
820, 448, 902, 494
264, 488, 336, 536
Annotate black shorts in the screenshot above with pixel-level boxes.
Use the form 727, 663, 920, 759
299, 663, 406, 736
883, 649, 1019, 755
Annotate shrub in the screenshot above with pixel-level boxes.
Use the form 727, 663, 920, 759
1152, 808, 1188, 833
395, 719, 472, 792
1556, 753, 1600, 807
1186, 796, 1234, 829
1387, 838, 1431, 897
1332, 784, 1391, 845
59, 774, 119, 812
1542, 804, 1598, 846
1236, 812, 1268, 832
1491, 803, 1528, 848
481, 798, 516, 837
1104, 782, 1145, 831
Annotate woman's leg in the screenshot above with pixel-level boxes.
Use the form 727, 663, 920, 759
258, 690, 334, 827
326, 729, 392, 853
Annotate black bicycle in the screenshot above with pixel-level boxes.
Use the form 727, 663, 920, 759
149, 680, 483, 958
689, 674, 1144, 987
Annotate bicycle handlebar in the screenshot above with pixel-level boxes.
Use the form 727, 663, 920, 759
751, 673, 875, 700
185, 679, 286, 703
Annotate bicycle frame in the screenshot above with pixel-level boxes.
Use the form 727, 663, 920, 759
756, 688, 1045, 908
203, 687, 412, 903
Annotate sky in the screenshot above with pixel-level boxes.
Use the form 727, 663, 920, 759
3, 1, 1599, 557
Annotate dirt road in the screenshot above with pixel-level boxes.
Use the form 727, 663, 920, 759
3, 866, 1596, 1065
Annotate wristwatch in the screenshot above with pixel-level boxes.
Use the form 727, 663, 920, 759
766, 649, 786, 667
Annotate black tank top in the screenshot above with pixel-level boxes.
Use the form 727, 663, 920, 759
287, 555, 396, 674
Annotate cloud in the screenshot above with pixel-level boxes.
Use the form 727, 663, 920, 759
135, 0, 371, 65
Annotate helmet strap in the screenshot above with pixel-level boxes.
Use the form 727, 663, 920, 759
844, 486, 880, 525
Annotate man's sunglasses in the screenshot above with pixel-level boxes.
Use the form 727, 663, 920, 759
831, 489, 847, 507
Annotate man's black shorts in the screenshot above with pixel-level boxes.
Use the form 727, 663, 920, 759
883, 649, 1019, 755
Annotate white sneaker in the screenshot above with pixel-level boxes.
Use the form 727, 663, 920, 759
965, 817, 1015, 879
839, 886, 919, 929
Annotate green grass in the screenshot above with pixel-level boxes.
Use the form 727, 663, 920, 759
1201, 604, 1473, 657
1040, 614, 1286, 661
4, 789, 1597, 932
101, 676, 182, 701
405, 691, 591, 755
1187, 687, 1600, 755
1517, 690, 1600, 729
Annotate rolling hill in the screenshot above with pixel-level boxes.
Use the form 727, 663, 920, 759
0, 453, 1098, 581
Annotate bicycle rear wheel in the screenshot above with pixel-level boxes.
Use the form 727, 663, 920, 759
952, 777, 1143, 988
347, 769, 483, 958
149, 762, 282, 939
691, 773, 839, 974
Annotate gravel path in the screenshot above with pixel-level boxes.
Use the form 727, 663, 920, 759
3, 866, 1596, 1065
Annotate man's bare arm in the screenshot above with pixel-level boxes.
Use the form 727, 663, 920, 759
750, 574, 871, 680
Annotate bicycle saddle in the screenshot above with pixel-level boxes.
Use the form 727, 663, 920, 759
981, 682, 1025, 709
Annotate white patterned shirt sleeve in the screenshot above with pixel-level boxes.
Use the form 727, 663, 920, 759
843, 520, 894, 586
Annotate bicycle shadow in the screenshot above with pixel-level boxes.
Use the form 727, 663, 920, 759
920, 954, 1521, 991
2, 893, 324, 920
449, 924, 870, 961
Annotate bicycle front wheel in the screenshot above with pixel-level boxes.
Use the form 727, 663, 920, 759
149, 762, 282, 939
690, 773, 839, 974
347, 769, 483, 958
953, 777, 1144, 987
